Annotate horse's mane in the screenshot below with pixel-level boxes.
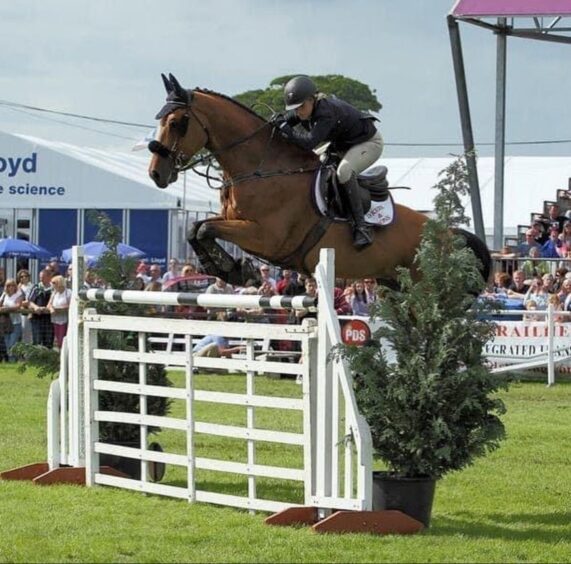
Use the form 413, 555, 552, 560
195, 88, 267, 123
195, 87, 317, 165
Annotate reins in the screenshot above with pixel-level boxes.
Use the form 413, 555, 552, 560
149, 98, 319, 190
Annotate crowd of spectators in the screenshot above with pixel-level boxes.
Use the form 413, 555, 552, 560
482, 266, 571, 321
127, 259, 379, 324
0, 260, 76, 362
506, 204, 571, 263
0, 255, 382, 362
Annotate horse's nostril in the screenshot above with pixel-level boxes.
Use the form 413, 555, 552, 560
150, 169, 160, 182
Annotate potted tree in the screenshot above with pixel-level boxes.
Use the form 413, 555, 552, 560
335, 155, 509, 528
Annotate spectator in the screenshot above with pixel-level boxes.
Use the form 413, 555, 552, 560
239, 279, 259, 295
145, 281, 162, 292
162, 259, 181, 283
28, 269, 54, 348
192, 312, 245, 365
295, 277, 318, 322
47, 260, 61, 276
193, 334, 245, 359
0, 278, 23, 361
344, 279, 370, 316
531, 221, 548, 245
136, 262, 150, 284
508, 270, 529, 297
523, 300, 540, 323
205, 277, 234, 319
259, 265, 277, 291
548, 293, 565, 323
523, 277, 549, 310
553, 267, 569, 292
559, 221, 571, 248
276, 269, 304, 296
83, 269, 98, 289
557, 278, 571, 305
17, 269, 33, 344
181, 264, 196, 277
65, 265, 73, 287
488, 272, 509, 295
363, 278, 378, 304
206, 277, 233, 296
542, 273, 556, 294
144, 280, 163, 315
521, 247, 550, 278
182, 263, 197, 276
517, 230, 541, 257
541, 228, 563, 258
148, 265, 163, 288
47, 275, 72, 349
250, 281, 276, 323
129, 277, 146, 291
334, 285, 352, 315
545, 203, 567, 233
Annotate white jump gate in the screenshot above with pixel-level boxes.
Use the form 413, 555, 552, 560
47, 247, 373, 516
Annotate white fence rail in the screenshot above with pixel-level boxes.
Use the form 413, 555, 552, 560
46, 246, 373, 515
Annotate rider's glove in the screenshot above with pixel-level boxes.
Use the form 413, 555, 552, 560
282, 109, 297, 123
270, 113, 286, 127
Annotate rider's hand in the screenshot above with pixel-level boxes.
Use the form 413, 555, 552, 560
283, 109, 297, 123
270, 113, 286, 126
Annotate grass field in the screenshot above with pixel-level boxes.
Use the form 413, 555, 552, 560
1, 365, 570, 563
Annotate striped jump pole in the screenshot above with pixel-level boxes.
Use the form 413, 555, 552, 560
79, 288, 316, 311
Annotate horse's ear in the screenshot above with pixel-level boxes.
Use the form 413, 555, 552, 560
168, 73, 185, 97
161, 73, 172, 93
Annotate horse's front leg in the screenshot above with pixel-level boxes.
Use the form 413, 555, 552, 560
187, 218, 263, 285
196, 218, 263, 249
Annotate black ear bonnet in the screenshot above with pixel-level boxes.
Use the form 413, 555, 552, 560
155, 73, 194, 119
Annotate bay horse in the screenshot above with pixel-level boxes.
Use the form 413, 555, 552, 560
148, 74, 490, 286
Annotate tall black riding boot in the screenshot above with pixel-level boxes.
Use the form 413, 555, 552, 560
343, 173, 373, 249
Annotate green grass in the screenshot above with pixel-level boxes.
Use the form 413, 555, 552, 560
1, 366, 570, 563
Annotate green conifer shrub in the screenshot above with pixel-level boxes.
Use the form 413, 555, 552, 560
335, 155, 508, 478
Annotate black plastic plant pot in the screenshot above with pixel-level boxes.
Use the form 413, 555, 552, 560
372, 471, 437, 528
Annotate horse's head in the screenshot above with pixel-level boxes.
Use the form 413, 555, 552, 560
148, 73, 209, 188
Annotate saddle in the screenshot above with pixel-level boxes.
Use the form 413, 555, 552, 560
313, 164, 397, 227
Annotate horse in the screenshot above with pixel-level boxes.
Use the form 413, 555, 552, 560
148, 74, 491, 286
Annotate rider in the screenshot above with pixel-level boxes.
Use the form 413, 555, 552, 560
272, 76, 384, 249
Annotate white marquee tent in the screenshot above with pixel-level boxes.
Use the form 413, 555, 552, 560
1, 130, 570, 248
0, 131, 220, 213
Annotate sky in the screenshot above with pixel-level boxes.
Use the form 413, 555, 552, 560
0, 0, 570, 158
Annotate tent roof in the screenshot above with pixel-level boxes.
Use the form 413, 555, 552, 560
0, 131, 220, 212
451, 0, 571, 18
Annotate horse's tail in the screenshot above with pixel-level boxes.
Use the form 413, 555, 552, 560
453, 228, 492, 285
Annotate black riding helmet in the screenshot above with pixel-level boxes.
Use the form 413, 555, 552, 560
284, 76, 317, 110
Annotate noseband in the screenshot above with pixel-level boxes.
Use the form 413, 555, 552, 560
148, 104, 210, 173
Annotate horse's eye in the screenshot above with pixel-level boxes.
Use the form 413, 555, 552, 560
169, 120, 178, 130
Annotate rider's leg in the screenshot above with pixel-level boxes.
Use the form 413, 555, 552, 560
337, 131, 384, 249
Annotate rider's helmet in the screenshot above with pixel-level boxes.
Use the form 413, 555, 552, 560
284, 76, 317, 110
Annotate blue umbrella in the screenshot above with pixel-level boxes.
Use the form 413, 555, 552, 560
61, 241, 146, 264
0, 238, 53, 259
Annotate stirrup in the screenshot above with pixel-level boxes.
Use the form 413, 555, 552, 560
353, 225, 373, 249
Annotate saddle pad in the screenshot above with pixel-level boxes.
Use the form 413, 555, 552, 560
313, 169, 395, 227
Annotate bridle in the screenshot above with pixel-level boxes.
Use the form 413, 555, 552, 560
148, 103, 212, 174
149, 92, 319, 189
